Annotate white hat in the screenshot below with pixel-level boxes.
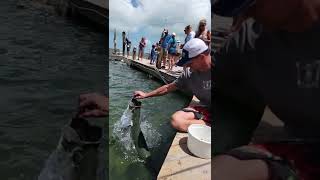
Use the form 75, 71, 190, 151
172, 32, 176, 36
176, 38, 208, 66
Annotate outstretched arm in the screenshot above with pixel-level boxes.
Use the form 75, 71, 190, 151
134, 82, 178, 99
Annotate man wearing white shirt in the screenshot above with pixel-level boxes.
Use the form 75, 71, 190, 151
182, 25, 195, 48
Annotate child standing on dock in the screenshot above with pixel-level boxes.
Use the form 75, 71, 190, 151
150, 44, 157, 65
132, 46, 137, 60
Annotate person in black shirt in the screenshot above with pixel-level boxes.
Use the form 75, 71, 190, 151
213, 0, 320, 179
122, 31, 126, 56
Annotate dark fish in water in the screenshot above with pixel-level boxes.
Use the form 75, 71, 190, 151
129, 98, 151, 161
38, 117, 105, 180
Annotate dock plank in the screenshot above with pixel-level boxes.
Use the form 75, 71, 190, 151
158, 96, 210, 180
157, 132, 211, 180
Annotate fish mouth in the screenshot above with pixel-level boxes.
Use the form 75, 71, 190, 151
129, 98, 142, 110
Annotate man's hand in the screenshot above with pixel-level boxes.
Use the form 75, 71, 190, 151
78, 93, 108, 118
133, 91, 148, 99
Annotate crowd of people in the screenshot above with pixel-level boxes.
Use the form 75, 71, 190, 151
155, 18, 211, 71
131, 19, 212, 133
115, 19, 213, 150
121, 18, 211, 72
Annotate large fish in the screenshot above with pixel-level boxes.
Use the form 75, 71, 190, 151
38, 117, 106, 180
129, 98, 151, 161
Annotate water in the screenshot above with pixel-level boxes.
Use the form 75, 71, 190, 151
113, 102, 136, 154
112, 99, 162, 162
0, 1, 106, 179
109, 60, 188, 179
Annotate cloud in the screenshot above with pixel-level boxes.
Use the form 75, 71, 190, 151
109, 0, 211, 39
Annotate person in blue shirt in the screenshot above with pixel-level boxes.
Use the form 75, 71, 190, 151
150, 44, 157, 65
158, 29, 171, 69
132, 46, 137, 60
167, 32, 177, 71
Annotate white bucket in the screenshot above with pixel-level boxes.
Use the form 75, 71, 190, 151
187, 124, 211, 159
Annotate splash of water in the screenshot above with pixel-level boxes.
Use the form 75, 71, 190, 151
112, 101, 137, 162
140, 114, 161, 149
113, 101, 134, 150
112, 101, 162, 162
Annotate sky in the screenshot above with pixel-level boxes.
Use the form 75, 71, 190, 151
109, 0, 211, 53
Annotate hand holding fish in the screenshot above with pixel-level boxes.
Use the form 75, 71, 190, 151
133, 91, 148, 99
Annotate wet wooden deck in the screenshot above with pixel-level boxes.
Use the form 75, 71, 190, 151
157, 97, 211, 180
157, 132, 211, 180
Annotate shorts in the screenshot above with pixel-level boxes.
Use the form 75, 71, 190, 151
139, 48, 144, 54
182, 105, 211, 124
151, 55, 157, 61
168, 48, 176, 55
160, 48, 168, 59
224, 143, 320, 180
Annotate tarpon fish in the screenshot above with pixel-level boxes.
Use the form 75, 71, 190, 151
38, 117, 105, 180
129, 98, 151, 161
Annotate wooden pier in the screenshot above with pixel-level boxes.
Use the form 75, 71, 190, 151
109, 54, 184, 84
157, 132, 211, 180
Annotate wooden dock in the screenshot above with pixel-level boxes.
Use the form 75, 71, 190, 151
109, 54, 212, 179
109, 54, 184, 84
157, 132, 211, 180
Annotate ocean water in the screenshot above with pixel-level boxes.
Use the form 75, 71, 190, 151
0, 0, 106, 179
